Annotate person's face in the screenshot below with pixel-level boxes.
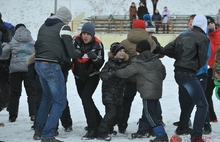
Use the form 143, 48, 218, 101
140, 2, 143, 6
164, 7, 167, 11
131, 3, 135, 7
188, 19, 193, 30
81, 32, 92, 44
115, 49, 125, 59
155, 9, 159, 13
208, 22, 216, 33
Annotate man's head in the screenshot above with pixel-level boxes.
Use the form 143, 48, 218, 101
192, 14, 207, 33
187, 14, 196, 30
164, 6, 167, 11
81, 22, 95, 44
206, 16, 215, 33
132, 20, 146, 30
54, 6, 72, 24
136, 40, 151, 53
131, 2, 135, 7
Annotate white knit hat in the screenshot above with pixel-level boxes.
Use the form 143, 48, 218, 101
55, 6, 72, 22
192, 14, 207, 33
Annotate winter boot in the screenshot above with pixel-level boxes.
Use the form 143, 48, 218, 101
203, 122, 212, 135
191, 136, 204, 142
108, 127, 117, 135
175, 127, 192, 135
81, 129, 97, 140
41, 137, 63, 142
150, 125, 168, 142
97, 135, 112, 141
33, 129, 42, 140
131, 130, 147, 138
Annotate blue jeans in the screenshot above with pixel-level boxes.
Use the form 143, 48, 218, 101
175, 71, 208, 137
34, 61, 66, 139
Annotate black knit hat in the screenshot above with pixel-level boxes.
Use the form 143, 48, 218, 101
136, 40, 151, 53
110, 42, 125, 56
15, 23, 26, 31
81, 22, 95, 37
206, 16, 215, 24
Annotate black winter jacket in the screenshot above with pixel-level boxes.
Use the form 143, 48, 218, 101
161, 26, 210, 73
72, 35, 105, 81
100, 53, 129, 105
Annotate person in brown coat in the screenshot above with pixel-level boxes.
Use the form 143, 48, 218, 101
129, 2, 137, 29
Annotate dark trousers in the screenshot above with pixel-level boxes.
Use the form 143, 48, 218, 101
98, 104, 123, 137
162, 23, 169, 33
75, 74, 102, 130
117, 81, 137, 131
0, 78, 10, 110
205, 68, 217, 121
137, 100, 163, 131
9, 72, 36, 117
33, 71, 72, 129
175, 71, 208, 137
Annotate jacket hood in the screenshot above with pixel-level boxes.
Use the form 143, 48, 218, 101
45, 18, 63, 26
127, 29, 156, 52
192, 14, 207, 33
108, 51, 129, 61
14, 26, 33, 42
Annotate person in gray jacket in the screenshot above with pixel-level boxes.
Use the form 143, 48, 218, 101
33, 6, 82, 142
0, 24, 36, 122
115, 40, 168, 142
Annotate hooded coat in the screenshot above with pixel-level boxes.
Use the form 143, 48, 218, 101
100, 52, 129, 105
121, 28, 156, 82
0, 26, 35, 73
115, 51, 166, 99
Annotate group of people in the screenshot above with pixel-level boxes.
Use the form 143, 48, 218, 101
1, 4, 220, 142
129, 1, 171, 33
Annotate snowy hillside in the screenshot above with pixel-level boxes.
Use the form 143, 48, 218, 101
0, 0, 219, 39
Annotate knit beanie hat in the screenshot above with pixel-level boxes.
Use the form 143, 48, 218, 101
143, 14, 151, 21
81, 22, 95, 37
55, 6, 72, 22
110, 42, 125, 56
15, 23, 26, 31
192, 14, 207, 33
136, 40, 151, 53
132, 20, 146, 30
206, 16, 215, 24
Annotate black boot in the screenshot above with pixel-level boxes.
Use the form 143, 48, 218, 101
150, 134, 168, 142
131, 130, 147, 138
81, 129, 97, 140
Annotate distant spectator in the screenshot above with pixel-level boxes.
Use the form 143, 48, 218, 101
108, 14, 114, 21
129, 2, 137, 29
0, 12, 14, 43
140, 0, 147, 8
161, 6, 171, 33
216, 9, 220, 28
143, 14, 155, 33
152, 9, 162, 33
137, 2, 149, 20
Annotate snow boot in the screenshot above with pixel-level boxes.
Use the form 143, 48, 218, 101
150, 125, 168, 142
131, 130, 147, 138
41, 137, 63, 142
33, 129, 42, 140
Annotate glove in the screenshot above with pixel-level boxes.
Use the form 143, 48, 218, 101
87, 51, 97, 60
61, 60, 72, 71
0, 25, 7, 33
163, 14, 167, 17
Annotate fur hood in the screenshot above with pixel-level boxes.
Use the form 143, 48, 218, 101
107, 51, 129, 61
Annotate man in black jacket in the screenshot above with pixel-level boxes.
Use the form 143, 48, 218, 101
160, 14, 209, 142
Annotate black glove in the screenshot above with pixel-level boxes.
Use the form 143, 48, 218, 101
163, 14, 167, 17
0, 25, 7, 33
61, 60, 72, 71
87, 51, 97, 60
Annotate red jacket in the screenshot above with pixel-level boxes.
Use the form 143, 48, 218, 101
208, 28, 220, 68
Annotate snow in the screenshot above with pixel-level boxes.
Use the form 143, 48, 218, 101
0, 0, 220, 141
